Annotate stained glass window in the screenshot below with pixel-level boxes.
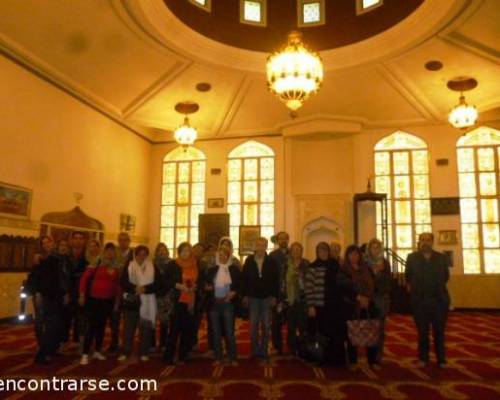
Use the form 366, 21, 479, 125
357, 0, 383, 14
363, 0, 381, 8
188, 0, 211, 11
303, 3, 320, 23
375, 131, 431, 265
241, 0, 266, 25
457, 126, 500, 274
161, 147, 206, 256
228, 141, 275, 254
298, 0, 324, 26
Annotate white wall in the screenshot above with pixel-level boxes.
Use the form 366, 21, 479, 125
0, 54, 152, 318
0, 54, 152, 240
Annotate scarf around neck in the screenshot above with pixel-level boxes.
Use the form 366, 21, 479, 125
215, 259, 232, 293
128, 259, 157, 323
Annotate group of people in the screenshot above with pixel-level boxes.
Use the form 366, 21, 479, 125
27, 230, 450, 370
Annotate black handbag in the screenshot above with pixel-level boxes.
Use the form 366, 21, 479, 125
122, 293, 141, 311
297, 332, 329, 363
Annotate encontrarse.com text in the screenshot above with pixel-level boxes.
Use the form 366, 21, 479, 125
0, 377, 158, 392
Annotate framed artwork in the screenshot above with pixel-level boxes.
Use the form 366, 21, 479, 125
120, 213, 136, 233
199, 213, 230, 248
438, 230, 458, 245
0, 182, 32, 219
239, 225, 261, 256
207, 198, 225, 209
431, 197, 460, 215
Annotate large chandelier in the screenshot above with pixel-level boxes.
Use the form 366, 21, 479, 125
448, 94, 478, 129
173, 101, 199, 147
447, 77, 478, 129
174, 116, 197, 146
266, 31, 323, 118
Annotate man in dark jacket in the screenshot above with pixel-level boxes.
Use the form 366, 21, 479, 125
242, 237, 280, 360
405, 232, 450, 368
269, 231, 290, 354
31, 249, 68, 364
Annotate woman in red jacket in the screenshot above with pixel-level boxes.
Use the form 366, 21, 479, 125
79, 242, 121, 365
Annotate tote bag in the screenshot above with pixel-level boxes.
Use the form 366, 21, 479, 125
347, 310, 381, 347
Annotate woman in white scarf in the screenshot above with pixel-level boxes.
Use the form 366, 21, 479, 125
118, 246, 158, 362
216, 236, 242, 269
206, 248, 241, 365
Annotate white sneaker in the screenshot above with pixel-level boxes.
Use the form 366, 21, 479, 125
80, 354, 89, 365
92, 351, 106, 361
117, 354, 127, 362
140, 356, 149, 362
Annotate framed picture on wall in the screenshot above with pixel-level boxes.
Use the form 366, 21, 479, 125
239, 225, 261, 256
207, 198, 225, 209
438, 230, 458, 245
0, 182, 32, 219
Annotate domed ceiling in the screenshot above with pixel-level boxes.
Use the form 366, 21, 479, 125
164, 0, 424, 52
0, 0, 498, 142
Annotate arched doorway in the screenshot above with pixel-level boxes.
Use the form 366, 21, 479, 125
302, 217, 343, 260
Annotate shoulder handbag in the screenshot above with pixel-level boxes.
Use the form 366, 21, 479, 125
123, 292, 141, 311
297, 317, 329, 363
347, 308, 381, 347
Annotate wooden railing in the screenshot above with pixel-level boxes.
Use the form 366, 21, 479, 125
0, 235, 38, 272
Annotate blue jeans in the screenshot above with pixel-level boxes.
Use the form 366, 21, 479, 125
249, 297, 272, 358
209, 302, 236, 361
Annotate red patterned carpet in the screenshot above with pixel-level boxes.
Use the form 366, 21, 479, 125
1, 312, 500, 399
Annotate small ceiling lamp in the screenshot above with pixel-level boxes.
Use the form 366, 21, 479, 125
447, 77, 478, 129
266, 31, 323, 118
173, 101, 199, 147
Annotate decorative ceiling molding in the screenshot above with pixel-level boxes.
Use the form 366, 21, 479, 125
0, 0, 497, 144
439, 33, 500, 65
121, 60, 192, 118
214, 75, 252, 136
122, 0, 465, 72
281, 119, 363, 137
0, 32, 121, 117
377, 63, 442, 121
0, 32, 154, 143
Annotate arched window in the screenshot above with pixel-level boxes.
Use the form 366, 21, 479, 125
227, 141, 275, 254
457, 126, 500, 274
161, 146, 206, 255
374, 131, 432, 261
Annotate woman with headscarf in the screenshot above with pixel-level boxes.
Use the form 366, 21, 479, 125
204, 247, 241, 365
119, 245, 159, 362
217, 237, 242, 269
164, 242, 201, 364
365, 238, 391, 367
338, 244, 377, 368
304, 242, 343, 366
